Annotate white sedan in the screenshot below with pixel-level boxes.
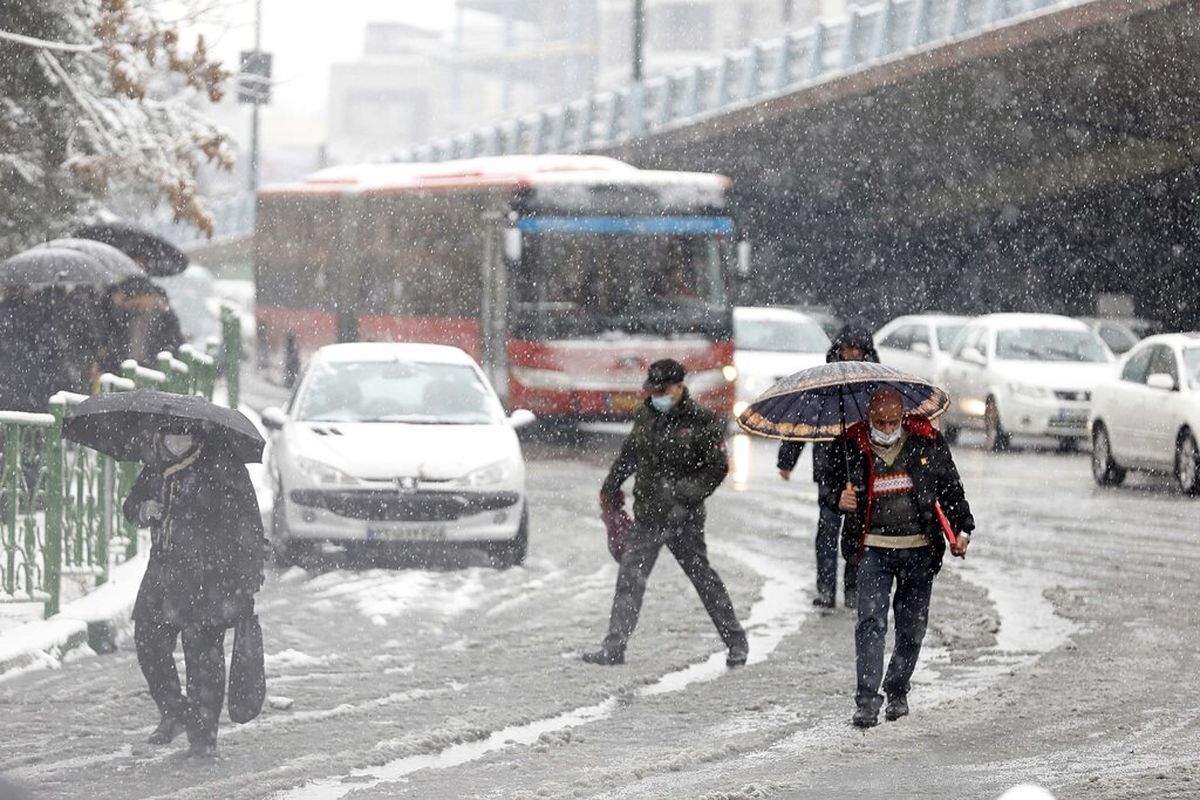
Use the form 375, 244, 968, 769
936, 313, 1115, 450
261, 343, 535, 566
874, 313, 971, 384
732, 306, 830, 416
1089, 333, 1200, 494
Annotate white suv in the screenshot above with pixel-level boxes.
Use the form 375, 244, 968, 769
936, 314, 1115, 450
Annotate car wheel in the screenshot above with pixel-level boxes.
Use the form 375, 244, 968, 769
984, 398, 1010, 452
1090, 424, 1126, 487
1175, 431, 1200, 495
488, 508, 528, 569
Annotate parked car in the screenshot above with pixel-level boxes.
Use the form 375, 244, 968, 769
152, 264, 219, 350
1089, 333, 1200, 493
936, 313, 1115, 450
733, 306, 831, 416
874, 314, 971, 383
1076, 316, 1142, 356
261, 342, 536, 566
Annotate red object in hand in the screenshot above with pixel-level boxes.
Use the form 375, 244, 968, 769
933, 501, 964, 559
599, 490, 632, 562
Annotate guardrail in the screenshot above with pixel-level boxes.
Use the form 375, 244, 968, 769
0, 328, 241, 619
395, 0, 1082, 162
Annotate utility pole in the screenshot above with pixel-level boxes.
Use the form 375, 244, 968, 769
632, 0, 645, 83
249, 0, 262, 194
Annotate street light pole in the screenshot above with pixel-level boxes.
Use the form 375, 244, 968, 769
632, 0, 645, 83
249, 0, 262, 194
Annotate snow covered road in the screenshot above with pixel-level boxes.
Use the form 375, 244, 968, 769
3, 430, 1200, 799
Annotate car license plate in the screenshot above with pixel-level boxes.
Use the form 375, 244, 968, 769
610, 394, 642, 412
367, 524, 446, 542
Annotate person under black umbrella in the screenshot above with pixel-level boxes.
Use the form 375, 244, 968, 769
65, 392, 266, 757
98, 276, 184, 372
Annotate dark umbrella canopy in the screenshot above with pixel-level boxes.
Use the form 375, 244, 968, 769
736, 361, 950, 441
39, 238, 142, 281
64, 390, 264, 463
0, 248, 112, 287
74, 223, 188, 276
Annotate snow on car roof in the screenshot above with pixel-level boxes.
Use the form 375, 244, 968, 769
975, 313, 1091, 330
313, 342, 479, 367
259, 154, 729, 196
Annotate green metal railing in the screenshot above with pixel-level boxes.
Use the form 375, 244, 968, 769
0, 326, 240, 618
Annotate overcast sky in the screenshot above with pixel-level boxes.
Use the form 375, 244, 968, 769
180, 0, 457, 152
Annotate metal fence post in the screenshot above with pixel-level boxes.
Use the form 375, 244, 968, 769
4, 423, 17, 598
911, 0, 933, 46
43, 402, 64, 617
222, 307, 241, 409
808, 22, 828, 79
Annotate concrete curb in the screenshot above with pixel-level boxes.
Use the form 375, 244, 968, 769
0, 552, 147, 681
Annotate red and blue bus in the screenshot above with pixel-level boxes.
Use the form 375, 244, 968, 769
255, 155, 739, 418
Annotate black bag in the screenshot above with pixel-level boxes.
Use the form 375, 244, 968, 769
227, 614, 265, 724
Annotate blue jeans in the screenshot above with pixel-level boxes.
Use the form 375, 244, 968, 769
854, 546, 936, 709
816, 505, 857, 603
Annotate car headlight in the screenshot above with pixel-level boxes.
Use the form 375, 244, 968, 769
1008, 382, 1050, 399
511, 366, 572, 390
294, 455, 361, 487
452, 459, 516, 488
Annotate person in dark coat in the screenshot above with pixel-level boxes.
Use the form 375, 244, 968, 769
822, 388, 974, 728
123, 426, 265, 757
100, 276, 184, 373
583, 359, 749, 667
777, 323, 879, 608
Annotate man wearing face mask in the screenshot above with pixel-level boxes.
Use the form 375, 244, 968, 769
823, 388, 973, 728
583, 359, 748, 667
124, 426, 266, 757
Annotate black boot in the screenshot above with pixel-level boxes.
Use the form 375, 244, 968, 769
147, 712, 186, 745
852, 700, 880, 729
581, 648, 624, 665
885, 694, 909, 721
726, 639, 749, 667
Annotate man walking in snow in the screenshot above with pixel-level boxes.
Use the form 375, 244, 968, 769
583, 358, 749, 667
824, 388, 973, 728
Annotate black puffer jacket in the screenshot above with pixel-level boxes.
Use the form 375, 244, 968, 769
820, 417, 974, 570
125, 444, 266, 627
602, 390, 728, 528
777, 323, 880, 481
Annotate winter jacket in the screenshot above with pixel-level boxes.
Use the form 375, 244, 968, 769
602, 389, 728, 528
125, 444, 265, 627
820, 416, 974, 571
776, 327, 880, 482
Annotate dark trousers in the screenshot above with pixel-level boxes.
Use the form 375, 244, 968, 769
602, 521, 746, 656
854, 546, 936, 709
134, 619, 227, 747
816, 505, 858, 603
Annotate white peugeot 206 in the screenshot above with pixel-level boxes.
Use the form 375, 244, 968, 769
261, 343, 535, 567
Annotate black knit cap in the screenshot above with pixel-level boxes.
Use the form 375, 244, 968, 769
643, 358, 687, 391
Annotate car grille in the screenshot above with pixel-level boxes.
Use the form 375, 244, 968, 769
1053, 390, 1091, 402
290, 490, 521, 521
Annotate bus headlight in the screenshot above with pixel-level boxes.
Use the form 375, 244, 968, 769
511, 366, 572, 390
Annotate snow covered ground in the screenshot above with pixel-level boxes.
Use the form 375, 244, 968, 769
2, 428, 1198, 799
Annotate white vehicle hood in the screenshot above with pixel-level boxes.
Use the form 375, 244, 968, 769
735, 350, 826, 397
992, 360, 1118, 392
286, 421, 518, 481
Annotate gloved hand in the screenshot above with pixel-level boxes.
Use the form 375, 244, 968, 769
138, 500, 164, 525
599, 490, 631, 563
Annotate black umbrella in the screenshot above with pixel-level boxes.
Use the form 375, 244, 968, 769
736, 361, 950, 441
64, 390, 264, 463
39, 238, 142, 281
0, 248, 112, 287
74, 223, 188, 277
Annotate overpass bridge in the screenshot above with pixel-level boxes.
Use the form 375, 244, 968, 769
189, 0, 1200, 328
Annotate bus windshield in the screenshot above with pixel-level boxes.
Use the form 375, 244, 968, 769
513, 232, 731, 339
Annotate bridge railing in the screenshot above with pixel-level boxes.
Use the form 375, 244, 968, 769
0, 326, 242, 619
397, 0, 1077, 162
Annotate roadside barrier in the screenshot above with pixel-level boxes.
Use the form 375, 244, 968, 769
0, 317, 240, 618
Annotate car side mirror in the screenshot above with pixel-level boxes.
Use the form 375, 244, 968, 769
960, 347, 986, 366
911, 341, 932, 356
1146, 373, 1177, 391
508, 408, 537, 429
261, 406, 287, 431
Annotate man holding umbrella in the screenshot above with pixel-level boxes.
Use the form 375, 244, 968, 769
65, 391, 267, 757
583, 358, 749, 667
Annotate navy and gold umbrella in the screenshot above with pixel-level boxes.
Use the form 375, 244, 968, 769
736, 361, 950, 441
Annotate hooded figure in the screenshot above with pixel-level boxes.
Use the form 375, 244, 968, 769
123, 428, 265, 757
100, 276, 184, 372
777, 322, 880, 608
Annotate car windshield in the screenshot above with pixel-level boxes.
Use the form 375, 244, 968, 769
1185, 349, 1200, 390
995, 328, 1109, 362
734, 316, 830, 353
936, 324, 965, 350
297, 360, 500, 424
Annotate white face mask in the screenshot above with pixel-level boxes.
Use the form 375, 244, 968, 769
162, 434, 194, 458
869, 426, 902, 447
